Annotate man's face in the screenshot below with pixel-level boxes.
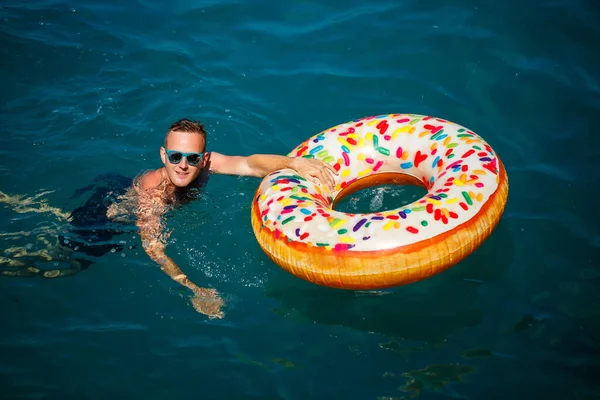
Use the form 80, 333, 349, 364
160, 130, 206, 188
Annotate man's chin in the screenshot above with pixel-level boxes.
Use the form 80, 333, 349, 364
172, 174, 193, 187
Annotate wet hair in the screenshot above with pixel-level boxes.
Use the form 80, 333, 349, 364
164, 118, 207, 147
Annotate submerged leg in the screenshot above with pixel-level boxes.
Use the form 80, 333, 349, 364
0, 232, 85, 279
42, 258, 83, 278
0, 251, 85, 279
0, 256, 42, 277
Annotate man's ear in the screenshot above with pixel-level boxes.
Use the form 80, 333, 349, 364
201, 151, 211, 169
160, 147, 167, 165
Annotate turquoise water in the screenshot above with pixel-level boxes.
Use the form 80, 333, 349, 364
1, 0, 599, 398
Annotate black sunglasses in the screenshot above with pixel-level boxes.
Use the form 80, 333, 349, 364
164, 148, 204, 166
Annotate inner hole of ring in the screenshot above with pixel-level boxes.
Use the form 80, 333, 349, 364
332, 172, 428, 214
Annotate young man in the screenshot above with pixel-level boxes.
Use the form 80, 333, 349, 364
132, 118, 337, 319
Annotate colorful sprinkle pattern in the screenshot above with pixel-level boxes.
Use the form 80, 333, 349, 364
254, 114, 501, 252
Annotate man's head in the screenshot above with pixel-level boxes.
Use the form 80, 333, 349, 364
160, 119, 208, 188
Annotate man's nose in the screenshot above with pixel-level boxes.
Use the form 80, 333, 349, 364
179, 157, 189, 168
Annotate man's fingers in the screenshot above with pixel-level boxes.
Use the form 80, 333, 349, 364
326, 166, 337, 190
311, 175, 334, 192
323, 162, 338, 175
315, 169, 335, 192
299, 158, 337, 191
324, 171, 335, 191
316, 159, 337, 175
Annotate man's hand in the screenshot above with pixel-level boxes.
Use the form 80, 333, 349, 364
190, 288, 225, 319
290, 157, 338, 192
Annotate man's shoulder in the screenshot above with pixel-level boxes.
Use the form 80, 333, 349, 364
137, 169, 163, 191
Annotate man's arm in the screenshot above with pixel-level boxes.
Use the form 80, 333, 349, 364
135, 188, 224, 318
209, 152, 338, 191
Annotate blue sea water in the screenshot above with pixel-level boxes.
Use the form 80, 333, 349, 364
1, 0, 599, 399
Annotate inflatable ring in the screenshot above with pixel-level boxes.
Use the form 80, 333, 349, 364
251, 114, 508, 289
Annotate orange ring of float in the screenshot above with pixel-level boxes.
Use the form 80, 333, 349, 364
251, 114, 509, 290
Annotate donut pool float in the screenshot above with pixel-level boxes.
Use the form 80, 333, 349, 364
251, 114, 508, 290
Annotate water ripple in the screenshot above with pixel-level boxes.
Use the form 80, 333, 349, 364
1, 0, 599, 398
62, 322, 147, 332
